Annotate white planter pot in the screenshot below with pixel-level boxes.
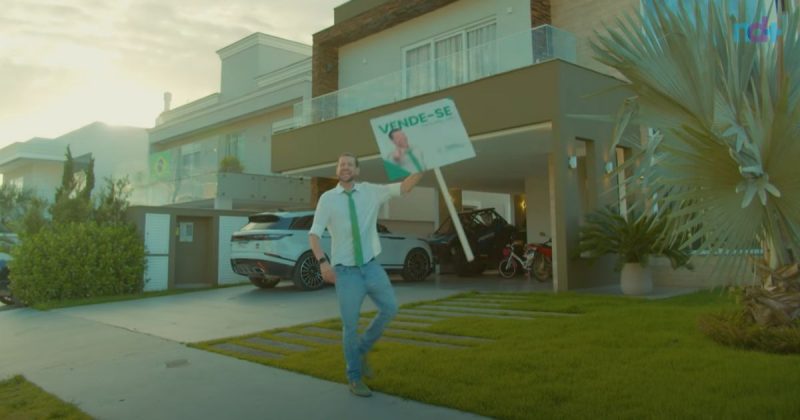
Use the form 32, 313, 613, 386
620, 262, 653, 296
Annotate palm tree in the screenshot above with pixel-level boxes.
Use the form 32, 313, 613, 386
590, 0, 799, 326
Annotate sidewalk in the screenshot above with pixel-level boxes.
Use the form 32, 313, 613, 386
0, 279, 526, 419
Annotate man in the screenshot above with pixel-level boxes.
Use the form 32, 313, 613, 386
309, 152, 423, 397
383, 128, 426, 178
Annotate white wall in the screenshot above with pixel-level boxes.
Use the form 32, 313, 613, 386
525, 176, 551, 242
462, 191, 513, 223
338, 0, 532, 89
218, 216, 250, 284
221, 44, 309, 100
28, 162, 63, 200
57, 123, 149, 186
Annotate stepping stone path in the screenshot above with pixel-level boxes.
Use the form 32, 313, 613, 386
209, 293, 575, 361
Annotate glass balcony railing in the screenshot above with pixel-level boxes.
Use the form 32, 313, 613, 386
288, 25, 576, 130
130, 171, 220, 207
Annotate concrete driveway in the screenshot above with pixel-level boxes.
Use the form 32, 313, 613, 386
0, 274, 547, 419
53, 273, 550, 343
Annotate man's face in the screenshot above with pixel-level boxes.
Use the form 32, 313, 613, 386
336, 155, 359, 183
390, 130, 409, 148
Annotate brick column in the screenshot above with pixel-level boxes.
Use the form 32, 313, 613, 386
531, 0, 552, 26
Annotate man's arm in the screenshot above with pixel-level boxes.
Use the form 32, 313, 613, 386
309, 233, 336, 284
401, 172, 423, 194
308, 195, 336, 283
309, 233, 325, 261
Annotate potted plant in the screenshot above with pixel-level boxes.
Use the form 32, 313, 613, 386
576, 207, 690, 296
218, 155, 244, 173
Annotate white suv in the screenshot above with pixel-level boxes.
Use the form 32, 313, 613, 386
230, 211, 433, 290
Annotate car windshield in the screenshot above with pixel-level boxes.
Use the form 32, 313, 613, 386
434, 218, 454, 235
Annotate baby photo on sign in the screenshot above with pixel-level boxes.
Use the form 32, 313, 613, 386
370, 98, 475, 180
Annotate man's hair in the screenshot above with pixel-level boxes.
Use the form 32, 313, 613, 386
339, 152, 359, 167
388, 128, 402, 141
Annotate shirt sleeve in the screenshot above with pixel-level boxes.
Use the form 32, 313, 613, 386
309, 194, 331, 238
376, 182, 403, 204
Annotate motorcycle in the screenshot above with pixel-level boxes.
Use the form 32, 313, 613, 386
498, 237, 553, 282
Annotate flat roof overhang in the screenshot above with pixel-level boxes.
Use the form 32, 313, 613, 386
272, 60, 630, 192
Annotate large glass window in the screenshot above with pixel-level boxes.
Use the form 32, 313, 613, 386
222, 132, 244, 159
177, 138, 216, 178
403, 22, 497, 97
404, 44, 432, 97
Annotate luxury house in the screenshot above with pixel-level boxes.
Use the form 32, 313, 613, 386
267, 0, 650, 291
141, 33, 316, 211
0, 122, 148, 201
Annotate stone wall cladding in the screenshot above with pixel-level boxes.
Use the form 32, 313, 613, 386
312, 0, 459, 96
531, 0, 552, 26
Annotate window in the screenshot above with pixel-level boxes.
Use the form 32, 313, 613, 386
222, 133, 243, 160
178, 139, 216, 178
403, 21, 497, 97
7, 177, 23, 189
290, 215, 314, 230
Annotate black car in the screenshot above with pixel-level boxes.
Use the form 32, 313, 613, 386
427, 208, 519, 276
0, 252, 16, 305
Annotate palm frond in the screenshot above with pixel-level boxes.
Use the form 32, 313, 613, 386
589, 0, 800, 285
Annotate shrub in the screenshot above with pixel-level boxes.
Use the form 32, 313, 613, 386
575, 206, 691, 271
8, 222, 145, 305
698, 311, 800, 354
218, 155, 244, 173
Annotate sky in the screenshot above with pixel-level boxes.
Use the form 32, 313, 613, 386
0, 0, 344, 147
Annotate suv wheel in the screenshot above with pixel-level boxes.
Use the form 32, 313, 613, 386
249, 277, 281, 289
292, 252, 325, 291
401, 248, 430, 282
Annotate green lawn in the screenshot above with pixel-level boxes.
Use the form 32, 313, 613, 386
194, 291, 800, 419
0, 375, 91, 419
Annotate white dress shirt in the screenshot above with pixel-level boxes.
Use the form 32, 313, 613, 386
309, 182, 403, 266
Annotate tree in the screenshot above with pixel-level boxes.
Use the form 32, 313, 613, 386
0, 184, 34, 228
590, 0, 799, 326
0, 184, 37, 251
50, 146, 94, 224
93, 177, 133, 226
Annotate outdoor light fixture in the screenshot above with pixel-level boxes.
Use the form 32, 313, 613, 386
567, 155, 578, 169
605, 161, 614, 174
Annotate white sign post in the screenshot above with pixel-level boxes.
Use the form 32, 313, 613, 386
370, 98, 476, 262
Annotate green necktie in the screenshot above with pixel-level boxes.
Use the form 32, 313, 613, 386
406, 149, 424, 172
345, 190, 364, 266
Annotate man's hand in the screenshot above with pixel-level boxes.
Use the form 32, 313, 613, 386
320, 262, 336, 284
401, 171, 424, 194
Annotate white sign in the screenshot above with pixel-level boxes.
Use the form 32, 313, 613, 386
370, 98, 475, 181
179, 222, 194, 242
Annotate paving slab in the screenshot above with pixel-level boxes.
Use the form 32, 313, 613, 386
212, 342, 284, 359
244, 336, 310, 352
402, 309, 536, 321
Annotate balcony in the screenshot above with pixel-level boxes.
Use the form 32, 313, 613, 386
287, 25, 576, 131
130, 171, 312, 210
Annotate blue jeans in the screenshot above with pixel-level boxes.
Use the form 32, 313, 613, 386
334, 259, 398, 382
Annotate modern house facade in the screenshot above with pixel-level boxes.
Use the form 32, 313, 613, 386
0, 122, 148, 201
271, 0, 646, 291
140, 33, 316, 212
